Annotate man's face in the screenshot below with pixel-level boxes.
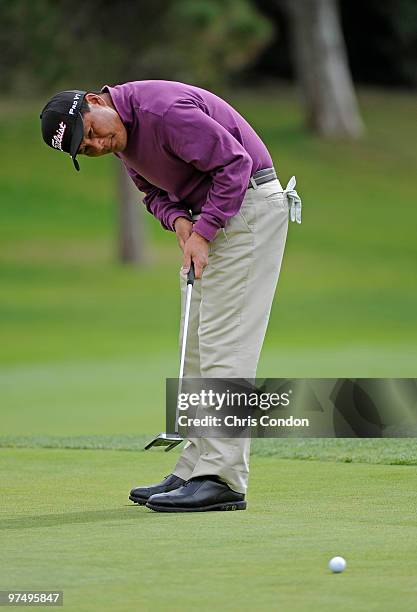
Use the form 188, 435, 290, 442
78, 94, 127, 157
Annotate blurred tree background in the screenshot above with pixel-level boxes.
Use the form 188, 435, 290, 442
0, 0, 272, 94
248, 0, 417, 88
1, 0, 416, 94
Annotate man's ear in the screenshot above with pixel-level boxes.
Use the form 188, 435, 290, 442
85, 93, 106, 107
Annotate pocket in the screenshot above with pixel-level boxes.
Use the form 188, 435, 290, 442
238, 193, 257, 228
221, 202, 255, 242
265, 190, 284, 199
262, 179, 285, 205
238, 205, 256, 232
264, 191, 287, 210
238, 209, 253, 232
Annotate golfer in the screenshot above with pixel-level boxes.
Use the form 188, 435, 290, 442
40, 81, 301, 513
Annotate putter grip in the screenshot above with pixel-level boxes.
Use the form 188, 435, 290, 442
187, 263, 195, 286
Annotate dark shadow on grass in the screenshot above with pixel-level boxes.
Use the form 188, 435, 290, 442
0, 506, 153, 531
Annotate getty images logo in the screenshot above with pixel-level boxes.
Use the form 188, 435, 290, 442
69, 92, 80, 115
51, 121, 66, 151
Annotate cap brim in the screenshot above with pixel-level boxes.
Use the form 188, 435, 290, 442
69, 112, 84, 172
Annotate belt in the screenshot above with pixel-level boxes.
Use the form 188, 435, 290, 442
248, 167, 277, 189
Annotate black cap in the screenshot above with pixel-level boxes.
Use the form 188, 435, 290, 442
40, 90, 87, 171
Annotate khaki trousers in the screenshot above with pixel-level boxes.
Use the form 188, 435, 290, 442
172, 178, 289, 493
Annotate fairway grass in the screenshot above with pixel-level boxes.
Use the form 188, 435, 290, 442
2, 437, 417, 466
2, 346, 417, 437
2, 448, 417, 612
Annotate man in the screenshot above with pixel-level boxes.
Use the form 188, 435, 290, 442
40, 81, 301, 513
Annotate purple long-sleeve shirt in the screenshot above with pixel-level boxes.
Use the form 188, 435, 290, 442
102, 80, 273, 241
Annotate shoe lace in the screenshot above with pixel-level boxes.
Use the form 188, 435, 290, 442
182, 476, 208, 488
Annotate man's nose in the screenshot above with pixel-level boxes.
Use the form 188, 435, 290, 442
96, 138, 106, 151
85, 138, 104, 152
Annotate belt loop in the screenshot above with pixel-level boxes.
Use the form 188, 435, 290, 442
250, 176, 258, 190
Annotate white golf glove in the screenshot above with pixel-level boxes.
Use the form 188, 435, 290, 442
284, 176, 302, 224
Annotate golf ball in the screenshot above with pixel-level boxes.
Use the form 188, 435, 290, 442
329, 556, 346, 573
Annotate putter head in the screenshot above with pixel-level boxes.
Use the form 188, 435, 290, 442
144, 432, 184, 452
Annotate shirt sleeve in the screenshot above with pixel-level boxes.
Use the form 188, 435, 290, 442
124, 165, 192, 231
162, 100, 253, 241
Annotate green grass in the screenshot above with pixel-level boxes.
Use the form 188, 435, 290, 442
2, 448, 417, 612
1, 437, 417, 465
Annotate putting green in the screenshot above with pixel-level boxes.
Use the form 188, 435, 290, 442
2, 448, 417, 611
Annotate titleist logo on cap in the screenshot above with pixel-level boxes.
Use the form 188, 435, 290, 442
69, 92, 81, 115
52, 121, 66, 150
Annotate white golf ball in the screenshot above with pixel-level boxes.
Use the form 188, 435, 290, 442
329, 556, 346, 573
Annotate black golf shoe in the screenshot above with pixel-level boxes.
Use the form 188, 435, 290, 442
146, 476, 247, 512
129, 473, 186, 505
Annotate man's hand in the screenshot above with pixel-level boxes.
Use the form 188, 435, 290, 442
174, 217, 193, 251
182, 231, 209, 279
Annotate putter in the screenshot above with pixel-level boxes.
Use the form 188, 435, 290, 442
144, 263, 195, 452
